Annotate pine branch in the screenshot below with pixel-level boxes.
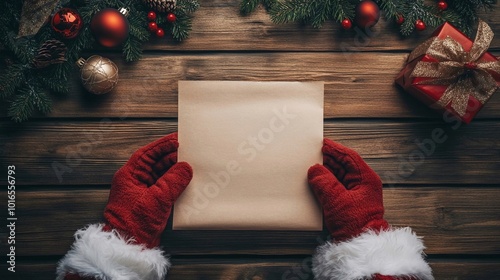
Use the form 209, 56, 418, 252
38, 73, 69, 95
177, 0, 201, 14
0, 64, 25, 100
8, 86, 36, 123
171, 12, 193, 41
123, 36, 143, 62
265, 0, 495, 36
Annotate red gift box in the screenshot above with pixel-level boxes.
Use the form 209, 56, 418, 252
395, 21, 500, 123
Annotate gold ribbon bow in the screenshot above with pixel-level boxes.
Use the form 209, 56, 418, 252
409, 20, 500, 117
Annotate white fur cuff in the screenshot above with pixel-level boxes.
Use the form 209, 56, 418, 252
312, 227, 434, 280
56, 224, 170, 280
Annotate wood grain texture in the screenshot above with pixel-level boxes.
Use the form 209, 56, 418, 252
2, 120, 499, 186
7, 187, 500, 256
122, 1, 500, 52
1, 52, 496, 119
9, 259, 500, 280
1, 1, 500, 277
6, 257, 500, 280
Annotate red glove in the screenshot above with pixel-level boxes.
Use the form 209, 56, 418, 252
308, 138, 388, 242
104, 132, 192, 248
308, 139, 433, 280
57, 133, 192, 280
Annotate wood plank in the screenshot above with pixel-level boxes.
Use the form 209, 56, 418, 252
1, 120, 499, 186
7, 187, 500, 256
1, 52, 495, 119
0, 1, 499, 53
9, 259, 500, 280
135, 0, 500, 52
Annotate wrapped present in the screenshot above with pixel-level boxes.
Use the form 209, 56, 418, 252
395, 20, 500, 123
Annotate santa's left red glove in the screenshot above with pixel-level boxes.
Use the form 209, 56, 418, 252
56, 133, 192, 280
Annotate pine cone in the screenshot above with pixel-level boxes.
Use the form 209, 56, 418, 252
142, 0, 177, 13
32, 39, 67, 69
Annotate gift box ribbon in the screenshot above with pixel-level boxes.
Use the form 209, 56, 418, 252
409, 20, 500, 117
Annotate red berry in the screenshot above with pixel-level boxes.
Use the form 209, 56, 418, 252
148, 22, 158, 32
341, 18, 352, 30
147, 11, 156, 21
166, 13, 177, 23
396, 15, 404, 25
156, 28, 165, 37
415, 19, 426, 31
437, 1, 448, 11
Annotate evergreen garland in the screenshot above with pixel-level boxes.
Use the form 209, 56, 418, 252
0, 0, 199, 122
241, 0, 495, 36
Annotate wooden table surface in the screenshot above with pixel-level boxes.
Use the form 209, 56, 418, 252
2, 1, 500, 279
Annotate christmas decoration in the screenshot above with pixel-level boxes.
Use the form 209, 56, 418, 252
438, 1, 448, 11
17, 0, 60, 37
248, 0, 495, 36
51, 8, 83, 39
240, 0, 275, 15
341, 18, 352, 30
76, 55, 119, 95
143, 0, 176, 13
90, 8, 130, 48
156, 28, 165, 37
167, 12, 177, 23
415, 19, 426, 31
396, 21, 500, 123
143, 0, 199, 40
354, 0, 380, 28
148, 22, 159, 32
32, 39, 67, 68
147, 11, 157, 21
396, 14, 404, 25
0, 0, 199, 122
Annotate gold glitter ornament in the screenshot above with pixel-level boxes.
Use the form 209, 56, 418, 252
142, 0, 176, 12
76, 55, 119, 95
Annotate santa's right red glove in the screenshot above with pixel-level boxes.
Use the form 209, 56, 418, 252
56, 133, 192, 280
308, 138, 434, 280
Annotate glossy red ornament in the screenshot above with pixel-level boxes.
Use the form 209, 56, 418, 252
51, 8, 83, 39
396, 15, 404, 25
415, 19, 426, 31
148, 22, 158, 32
90, 8, 130, 47
156, 28, 165, 37
355, 0, 380, 28
341, 18, 352, 30
147, 11, 157, 21
438, 1, 448, 11
166, 12, 177, 23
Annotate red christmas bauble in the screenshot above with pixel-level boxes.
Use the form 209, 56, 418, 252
166, 13, 177, 23
438, 1, 448, 11
90, 8, 130, 47
341, 18, 352, 30
156, 28, 165, 37
415, 19, 426, 31
148, 22, 158, 32
396, 15, 404, 25
51, 8, 83, 39
355, 0, 380, 28
147, 11, 157, 21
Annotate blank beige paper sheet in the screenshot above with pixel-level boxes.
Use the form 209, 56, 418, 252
174, 81, 324, 230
